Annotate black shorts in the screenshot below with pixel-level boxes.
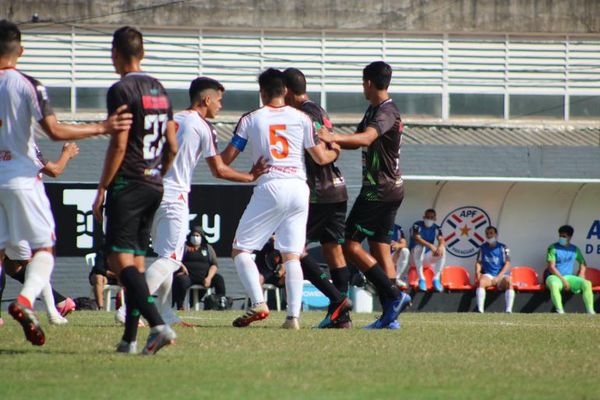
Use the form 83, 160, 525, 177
104, 181, 163, 256
88, 268, 118, 286
306, 201, 347, 244
345, 196, 402, 244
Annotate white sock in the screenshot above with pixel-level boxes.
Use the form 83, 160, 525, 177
41, 283, 60, 317
234, 252, 264, 306
476, 288, 485, 312
284, 259, 304, 318
20, 251, 54, 307
157, 277, 180, 324
396, 248, 410, 278
146, 257, 179, 294
505, 289, 515, 313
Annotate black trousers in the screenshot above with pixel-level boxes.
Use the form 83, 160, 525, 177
172, 273, 226, 309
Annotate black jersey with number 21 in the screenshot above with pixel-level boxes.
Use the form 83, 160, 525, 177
106, 72, 173, 188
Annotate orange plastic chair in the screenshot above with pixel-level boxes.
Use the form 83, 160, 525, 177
441, 266, 474, 290
584, 267, 600, 292
407, 266, 434, 290
511, 266, 543, 291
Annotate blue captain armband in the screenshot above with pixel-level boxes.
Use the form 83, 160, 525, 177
230, 135, 248, 151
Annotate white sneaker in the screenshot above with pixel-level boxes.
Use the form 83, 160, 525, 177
281, 316, 300, 330
116, 340, 138, 354
557, 309, 565, 314
114, 309, 126, 325
49, 314, 69, 325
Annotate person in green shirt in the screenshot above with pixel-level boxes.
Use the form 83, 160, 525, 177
545, 225, 595, 314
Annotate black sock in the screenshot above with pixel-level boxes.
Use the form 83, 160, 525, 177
364, 264, 400, 303
300, 255, 343, 304
10, 266, 25, 283
53, 290, 66, 305
120, 266, 164, 328
122, 289, 140, 343
0, 267, 5, 315
330, 266, 350, 295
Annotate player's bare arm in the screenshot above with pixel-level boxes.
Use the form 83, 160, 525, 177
318, 126, 378, 150
41, 142, 79, 178
220, 143, 241, 165
306, 141, 340, 166
160, 120, 178, 176
39, 104, 132, 141
206, 155, 268, 182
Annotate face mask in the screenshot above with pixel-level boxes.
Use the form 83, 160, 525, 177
190, 235, 202, 246
423, 219, 434, 228
558, 237, 568, 246
487, 237, 497, 245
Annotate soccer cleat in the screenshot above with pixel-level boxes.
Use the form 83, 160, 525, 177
433, 278, 443, 292
331, 311, 352, 329
380, 292, 412, 327
556, 309, 565, 314
418, 278, 427, 292
315, 314, 333, 329
142, 325, 176, 355
281, 316, 300, 330
387, 320, 400, 330
8, 302, 45, 346
232, 303, 269, 327
116, 340, 138, 354
56, 297, 76, 317
48, 314, 69, 325
316, 297, 353, 329
363, 316, 385, 330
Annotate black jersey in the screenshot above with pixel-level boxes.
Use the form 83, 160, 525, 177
106, 72, 173, 188
356, 98, 403, 202
300, 100, 347, 204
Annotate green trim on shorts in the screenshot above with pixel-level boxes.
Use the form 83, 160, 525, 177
110, 246, 146, 256
355, 224, 375, 237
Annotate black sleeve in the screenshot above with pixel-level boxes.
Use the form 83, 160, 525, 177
207, 245, 218, 266
22, 73, 54, 120
368, 107, 397, 136
106, 83, 127, 115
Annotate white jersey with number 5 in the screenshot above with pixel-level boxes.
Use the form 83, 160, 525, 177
231, 105, 316, 184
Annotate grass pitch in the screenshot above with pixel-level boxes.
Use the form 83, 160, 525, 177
0, 311, 598, 400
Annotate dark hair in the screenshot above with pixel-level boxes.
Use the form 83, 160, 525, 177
558, 225, 574, 237
0, 20, 21, 56
112, 26, 144, 60
486, 226, 498, 234
258, 68, 286, 98
362, 61, 392, 90
425, 208, 436, 216
282, 67, 306, 95
189, 77, 225, 103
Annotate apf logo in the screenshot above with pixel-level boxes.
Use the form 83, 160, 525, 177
441, 206, 491, 258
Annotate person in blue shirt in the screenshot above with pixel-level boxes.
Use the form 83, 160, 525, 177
391, 224, 410, 288
410, 209, 446, 292
545, 225, 595, 314
474, 226, 514, 313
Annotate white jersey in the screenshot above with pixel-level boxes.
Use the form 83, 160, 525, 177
231, 105, 316, 184
0, 69, 54, 189
162, 110, 218, 201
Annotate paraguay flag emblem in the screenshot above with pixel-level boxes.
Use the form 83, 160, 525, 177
441, 206, 491, 258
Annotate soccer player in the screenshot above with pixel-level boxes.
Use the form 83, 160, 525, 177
282, 67, 352, 329
317, 61, 411, 329
474, 226, 514, 313
92, 26, 178, 354
144, 76, 267, 326
0, 20, 131, 345
221, 68, 339, 329
391, 223, 410, 288
410, 208, 446, 292
545, 225, 595, 314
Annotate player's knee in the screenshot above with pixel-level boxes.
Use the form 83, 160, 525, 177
583, 280, 592, 291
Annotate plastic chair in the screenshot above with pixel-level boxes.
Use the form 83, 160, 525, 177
441, 266, 474, 290
584, 267, 600, 292
185, 285, 214, 311
85, 252, 123, 311
243, 284, 281, 311
407, 266, 434, 290
511, 266, 544, 291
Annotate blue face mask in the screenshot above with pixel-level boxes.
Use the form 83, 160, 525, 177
558, 237, 568, 246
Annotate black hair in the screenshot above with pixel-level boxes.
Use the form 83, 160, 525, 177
0, 20, 21, 56
258, 68, 286, 98
486, 226, 498, 234
282, 67, 306, 95
362, 61, 392, 90
189, 77, 225, 103
558, 225, 574, 237
112, 26, 144, 60
424, 208, 436, 216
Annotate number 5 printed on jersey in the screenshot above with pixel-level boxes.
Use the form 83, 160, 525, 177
269, 124, 288, 159
143, 113, 168, 160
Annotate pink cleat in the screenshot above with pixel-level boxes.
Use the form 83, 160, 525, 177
56, 297, 76, 317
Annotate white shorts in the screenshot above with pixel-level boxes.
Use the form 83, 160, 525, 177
482, 273, 509, 280
151, 197, 189, 261
0, 181, 55, 251
5, 240, 32, 260
233, 179, 309, 255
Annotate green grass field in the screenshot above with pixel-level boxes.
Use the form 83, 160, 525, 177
0, 311, 599, 400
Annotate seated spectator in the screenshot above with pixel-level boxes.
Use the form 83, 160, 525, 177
474, 226, 514, 313
410, 208, 446, 292
545, 225, 595, 314
255, 236, 285, 288
88, 247, 119, 310
391, 223, 410, 288
172, 227, 226, 310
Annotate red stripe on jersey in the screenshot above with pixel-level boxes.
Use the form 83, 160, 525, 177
142, 95, 169, 110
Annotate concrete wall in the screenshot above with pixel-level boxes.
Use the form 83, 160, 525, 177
3, 0, 600, 34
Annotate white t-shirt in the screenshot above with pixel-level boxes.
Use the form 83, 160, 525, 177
231, 105, 316, 184
0, 69, 54, 189
162, 110, 218, 201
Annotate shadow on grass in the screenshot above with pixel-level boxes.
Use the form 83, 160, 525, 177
0, 348, 79, 355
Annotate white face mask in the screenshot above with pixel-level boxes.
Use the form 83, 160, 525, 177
423, 219, 435, 228
487, 237, 497, 245
190, 235, 202, 246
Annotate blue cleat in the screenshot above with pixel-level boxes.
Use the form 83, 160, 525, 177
387, 320, 400, 330
418, 278, 427, 291
380, 292, 412, 327
315, 314, 332, 329
433, 278, 443, 292
363, 316, 385, 330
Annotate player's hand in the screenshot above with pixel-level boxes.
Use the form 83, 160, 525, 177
104, 105, 133, 135
62, 142, 79, 159
249, 156, 270, 180
180, 265, 189, 276
491, 277, 499, 286
433, 246, 444, 257
317, 126, 334, 144
92, 187, 105, 223
562, 279, 570, 291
